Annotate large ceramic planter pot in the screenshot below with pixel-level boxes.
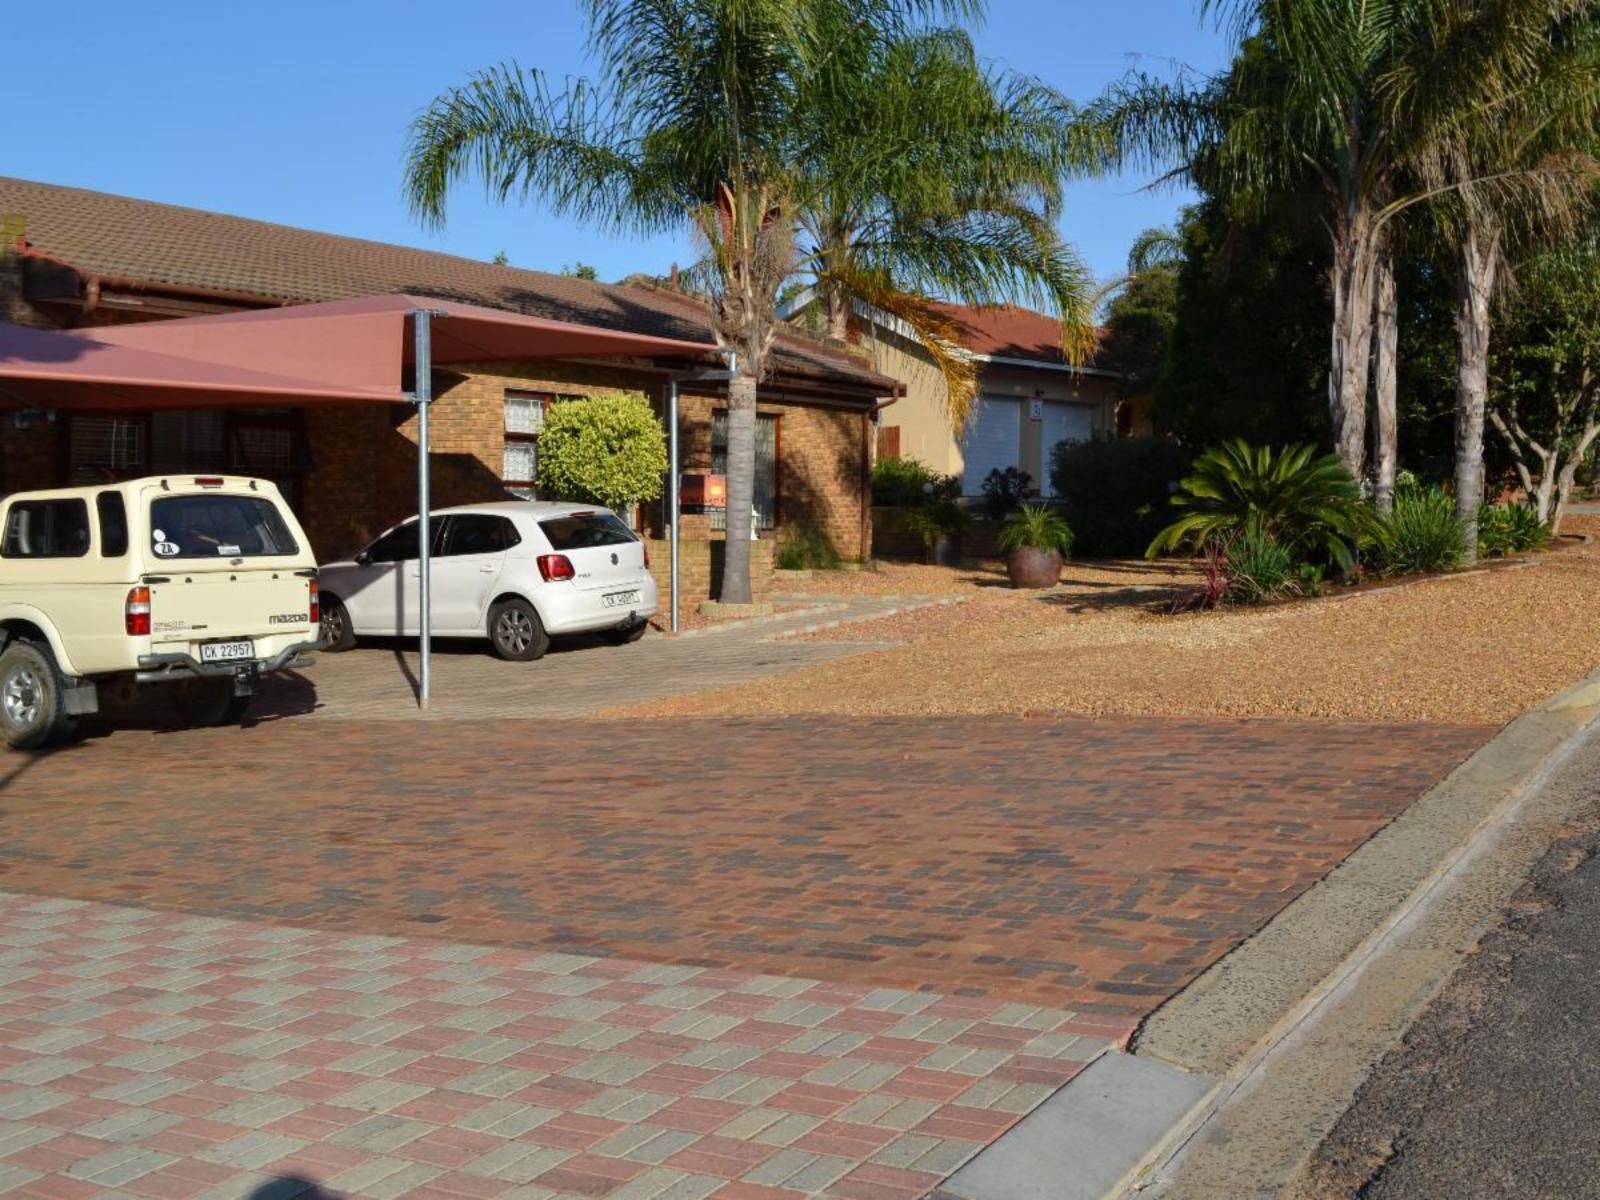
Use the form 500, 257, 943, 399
928, 535, 963, 567
1007, 546, 1062, 588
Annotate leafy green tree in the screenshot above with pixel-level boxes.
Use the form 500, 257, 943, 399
405, 0, 997, 603
1098, 226, 1181, 400
534, 392, 669, 509
562, 262, 600, 280
1489, 238, 1600, 531
1152, 200, 1329, 448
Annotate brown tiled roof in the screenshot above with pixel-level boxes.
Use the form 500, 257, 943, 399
929, 300, 1111, 369
0, 176, 896, 395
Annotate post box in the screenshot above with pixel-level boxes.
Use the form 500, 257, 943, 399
680, 473, 727, 509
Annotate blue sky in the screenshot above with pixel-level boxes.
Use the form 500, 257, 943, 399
11, 1, 1230, 289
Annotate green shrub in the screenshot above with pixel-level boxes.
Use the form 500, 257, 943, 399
775, 520, 841, 570
1379, 487, 1467, 575
901, 499, 974, 549
1147, 440, 1376, 571
534, 392, 668, 508
997, 504, 1074, 556
1224, 521, 1298, 604
1049, 437, 1192, 558
980, 467, 1032, 518
1478, 503, 1552, 557
872, 456, 958, 506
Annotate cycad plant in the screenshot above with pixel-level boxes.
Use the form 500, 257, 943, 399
1146, 440, 1373, 570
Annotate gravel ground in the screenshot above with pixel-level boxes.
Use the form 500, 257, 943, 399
611, 524, 1600, 724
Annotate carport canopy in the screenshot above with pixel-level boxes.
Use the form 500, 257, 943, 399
81, 293, 720, 391
0, 319, 402, 410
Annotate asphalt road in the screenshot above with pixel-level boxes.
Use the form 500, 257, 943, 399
1301, 798, 1600, 1198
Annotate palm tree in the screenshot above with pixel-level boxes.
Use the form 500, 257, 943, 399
1089, 0, 1591, 492
1403, 6, 1600, 558
405, 0, 1067, 602
793, 22, 1096, 429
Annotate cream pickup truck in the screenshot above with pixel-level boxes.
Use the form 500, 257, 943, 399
0, 476, 319, 749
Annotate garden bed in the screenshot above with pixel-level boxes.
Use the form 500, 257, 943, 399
609, 516, 1600, 725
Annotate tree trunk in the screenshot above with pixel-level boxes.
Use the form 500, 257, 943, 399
1454, 224, 1500, 564
1372, 252, 1399, 515
1329, 217, 1378, 482
824, 283, 850, 343
717, 368, 760, 605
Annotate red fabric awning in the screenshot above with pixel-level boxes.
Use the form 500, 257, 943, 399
0, 320, 402, 411
85, 293, 720, 394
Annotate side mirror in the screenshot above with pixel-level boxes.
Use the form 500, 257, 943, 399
355, 551, 372, 567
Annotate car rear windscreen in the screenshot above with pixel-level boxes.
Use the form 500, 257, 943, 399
540, 512, 636, 551
150, 495, 299, 559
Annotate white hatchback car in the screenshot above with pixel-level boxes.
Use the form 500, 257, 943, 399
316, 502, 656, 661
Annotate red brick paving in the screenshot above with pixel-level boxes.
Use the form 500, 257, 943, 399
0, 715, 1487, 1021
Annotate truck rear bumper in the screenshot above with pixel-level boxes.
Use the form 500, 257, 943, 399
135, 640, 317, 686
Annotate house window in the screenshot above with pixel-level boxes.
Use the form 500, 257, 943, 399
68, 417, 146, 483
503, 391, 548, 499
711, 411, 778, 530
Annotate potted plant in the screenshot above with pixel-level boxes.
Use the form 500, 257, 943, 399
998, 503, 1074, 588
903, 498, 974, 566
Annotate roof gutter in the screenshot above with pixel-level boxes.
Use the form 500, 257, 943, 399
969, 353, 1121, 379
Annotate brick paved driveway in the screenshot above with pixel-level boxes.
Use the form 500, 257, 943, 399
0, 715, 1490, 1197
243, 596, 930, 722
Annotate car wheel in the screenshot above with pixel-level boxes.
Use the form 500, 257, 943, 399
319, 595, 357, 652
488, 598, 549, 662
174, 679, 252, 728
606, 620, 648, 646
0, 641, 74, 751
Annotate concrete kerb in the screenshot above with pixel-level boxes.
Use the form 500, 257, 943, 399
936, 663, 1600, 1200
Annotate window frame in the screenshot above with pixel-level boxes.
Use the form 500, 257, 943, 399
147, 494, 300, 561
96, 491, 129, 558
439, 514, 521, 558
710, 409, 781, 531
1, 499, 92, 560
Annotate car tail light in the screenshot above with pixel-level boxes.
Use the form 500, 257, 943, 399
194, 477, 224, 488
537, 554, 575, 582
308, 579, 320, 626
642, 539, 650, 568
125, 586, 151, 636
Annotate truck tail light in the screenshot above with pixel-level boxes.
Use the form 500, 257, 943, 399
125, 586, 151, 637
308, 579, 320, 626
537, 554, 575, 582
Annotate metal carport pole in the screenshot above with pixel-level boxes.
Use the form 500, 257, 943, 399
413, 308, 445, 709
666, 356, 736, 634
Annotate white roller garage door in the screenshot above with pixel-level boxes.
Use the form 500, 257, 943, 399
961, 397, 1022, 496
1040, 402, 1094, 496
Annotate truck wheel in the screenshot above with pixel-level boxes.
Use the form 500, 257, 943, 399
174, 679, 252, 728
488, 598, 549, 662
0, 641, 74, 751
319, 595, 357, 652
